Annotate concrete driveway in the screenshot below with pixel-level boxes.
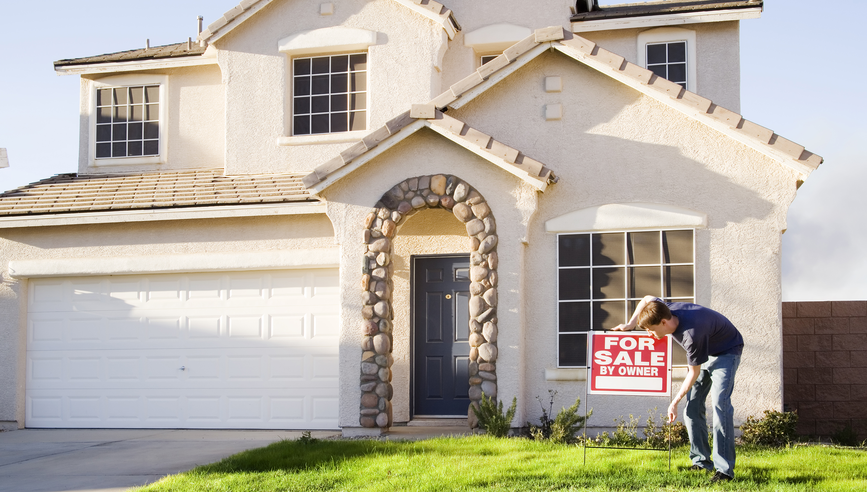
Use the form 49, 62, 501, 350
0, 428, 339, 492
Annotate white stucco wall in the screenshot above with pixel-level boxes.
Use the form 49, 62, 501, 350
0, 214, 335, 427
78, 64, 225, 174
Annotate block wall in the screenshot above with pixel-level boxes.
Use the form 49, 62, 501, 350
782, 301, 867, 439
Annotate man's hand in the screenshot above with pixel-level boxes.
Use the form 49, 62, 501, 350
611, 323, 634, 331
667, 401, 678, 423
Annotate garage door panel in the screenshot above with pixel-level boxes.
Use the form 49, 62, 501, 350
26, 269, 340, 429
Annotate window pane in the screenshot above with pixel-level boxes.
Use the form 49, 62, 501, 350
130, 105, 144, 122
592, 267, 625, 299
97, 88, 112, 106
113, 88, 127, 105
96, 125, 111, 142
350, 92, 367, 111
559, 302, 590, 332
349, 53, 367, 71
331, 55, 348, 73
294, 96, 310, 115
330, 112, 348, 133
145, 104, 159, 121
97, 107, 112, 124
145, 86, 159, 103
294, 76, 311, 96
559, 268, 590, 300
129, 86, 144, 104
127, 141, 143, 156
112, 142, 126, 157
559, 333, 587, 367
647, 43, 667, 64
143, 140, 159, 155
663, 230, 693, 263
331, 73, 348, 93
294, 115, 310, 135
350, 72, 367, 92
311, 95, 329, 113
143, 121, 159, 139
455, 268, 470, 282
593, 301, 626, 330
128, 122, 143, 140
649, 65, 667, 78
629, 266, 662, 298
96, 143, 111, 158
559, 234, 590, 267
311, 75, 330, 95
664, 265, 694, 298
311, 114, 330, 134
311, 56, 330, 74
628, 231, 660, 265
668, 63, 686, 83
668, 42, 686, 63
331, 94, 348, 112
112, 123, 126, 141
592, 233, 624, 266
114, 106, 127, 123
294, 58, 311, 75
349, 111, 366, 131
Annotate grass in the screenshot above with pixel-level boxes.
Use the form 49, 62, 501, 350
134, 436, 867, 492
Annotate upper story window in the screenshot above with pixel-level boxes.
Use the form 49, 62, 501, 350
90, 75, 167, 166
637, 28, 696, 93
96, 85, 160, 159
556, 230, 695, 368
292, 53, 367, 136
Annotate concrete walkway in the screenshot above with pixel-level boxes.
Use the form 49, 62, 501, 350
0, 429, 337, 492
0, 426, 472, 492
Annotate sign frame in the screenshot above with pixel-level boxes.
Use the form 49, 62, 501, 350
587, 331, 672, 397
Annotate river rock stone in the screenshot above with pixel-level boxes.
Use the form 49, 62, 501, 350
364, 212, 376, 228
425, 194, 440, 206
483, 288, 498, 307
468, 361, 479, 376
472, 202, 491, 219
376, 412, 389, 428
470, 282, 484, 296
361, 274, 370, 290
479, 371, 496, 381
362, 229, 371, 244
381, 219, 396, 238
373, 301, 389, 319
379, 367, 391, 382
407, 177, 418, 191
362, 305, 374, 319
483, 322, 498, 343
378, 319, 392, 333
469, 320, 482, 333
484, 217, 496, 235
478, 343, 498, 362
440, 195, 455, 209
477, 308, 494, 323
411, 195, 426, 209
481, 381, 497, 399
468, 385, 482, 401
431, 175, 446, 195
372, 267, 387, 280
469, 376, 483, 385
362, 350, 376, 362
471, 266, 488, 282
362, 291, 378, 305
362, 336, 374, 351
466, 219, 484, 235
453, 182, 469, 202
479, 235, 498, 253
361, 408, 378, 416
374, 281, 389, 299
369, 238, 391, 253
469, 296, 487, 317
469, 332, 486, 347
452, 203, 473, 222
465, 190, 483, 206
373, 333, 391, 354
361, 416, 376, 428
470, 347, 479, 361
362, 320, 378, 336
479, 363, 496, 372
362, 362, 379, 375
398, 201, 412, 214
361, 382, 377, 392
488, 251, 498, 269
471, 237, 480, 251
418, 175, 431, 190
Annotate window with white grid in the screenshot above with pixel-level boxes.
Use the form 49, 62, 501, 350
95, 85, 160, 159
646, 41, 687, 89
557, 230, 695, 367
292, 53, 367, 135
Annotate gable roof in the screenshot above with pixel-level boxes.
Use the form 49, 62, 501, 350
0, 169, 313, 218
571, 0, 763, 22
54, 41, 209, 72
428, 26, 821, 176
199, 0, 461, 44
301, 109, 557, 193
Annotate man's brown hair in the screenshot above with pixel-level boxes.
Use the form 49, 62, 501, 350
638, 300, 672, 329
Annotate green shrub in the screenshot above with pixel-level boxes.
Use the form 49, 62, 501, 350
593, 414, 643, 447
472, 393, 517, 437
529, 391, 592, 444
643, 408, 689, 448
830, 423, 861, 447
740, 409, 798, 447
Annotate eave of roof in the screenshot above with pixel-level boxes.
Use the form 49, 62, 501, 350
54, 41, 207, 70
570, 0, 763, 22
0, 169, 316, 220
198, 0, 461, 44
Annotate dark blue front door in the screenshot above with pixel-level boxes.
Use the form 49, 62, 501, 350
413, 255, 471, 417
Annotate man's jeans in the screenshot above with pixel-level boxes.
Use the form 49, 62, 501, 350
683, 353, 741, 477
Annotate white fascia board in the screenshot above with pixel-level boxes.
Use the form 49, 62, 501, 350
8, 247, 340, 279
424, 122, 548, 192
308, 119, 428, 194
0, 202, 326, 229
551, 43, 813, 176
571, 8, 762, 33
390, 0, 457, 40
207, 0, 276, 44
448, 43, 551, 111
55, 56, 217, 75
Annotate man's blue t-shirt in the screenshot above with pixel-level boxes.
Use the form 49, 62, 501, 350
665, 301, 744, 366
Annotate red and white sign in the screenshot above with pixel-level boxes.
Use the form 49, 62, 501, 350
588, 332, 671, 396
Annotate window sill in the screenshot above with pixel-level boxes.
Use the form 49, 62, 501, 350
277, 131, 368, 147
92, 156, 163, 166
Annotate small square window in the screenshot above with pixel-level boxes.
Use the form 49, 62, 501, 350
94, 84, 161, 160
293, 53, 367, 136
646, 41, 688, 89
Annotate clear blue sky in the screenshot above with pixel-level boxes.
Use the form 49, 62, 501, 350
1, 1, 864, 301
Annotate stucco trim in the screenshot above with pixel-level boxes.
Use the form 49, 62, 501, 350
464, 23, 532, 53
278, 27, 379, 56
545, 203, 707, 233
571, 8, 762, 33
8, 248, 340, 278
0, 202, 326, 229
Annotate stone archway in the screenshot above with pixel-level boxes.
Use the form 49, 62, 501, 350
359, 175, 500, 429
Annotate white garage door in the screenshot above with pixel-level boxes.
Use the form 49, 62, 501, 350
25, 269, 340, 429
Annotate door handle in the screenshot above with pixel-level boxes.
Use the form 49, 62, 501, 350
179, 366, 186, 371
445, 294, 452, 299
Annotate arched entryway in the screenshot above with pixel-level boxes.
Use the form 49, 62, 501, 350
358, 175, 499, 429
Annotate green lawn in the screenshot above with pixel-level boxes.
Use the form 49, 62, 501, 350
135, 436, 867, 492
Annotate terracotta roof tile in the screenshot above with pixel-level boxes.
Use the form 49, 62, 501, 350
54, 42, 206, 68
571, 0, 763, 22
0, 169, 314, 217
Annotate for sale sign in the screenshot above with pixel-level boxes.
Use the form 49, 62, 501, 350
588, 332, 671, 396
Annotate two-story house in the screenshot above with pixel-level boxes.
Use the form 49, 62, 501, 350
0, 0, 821, 436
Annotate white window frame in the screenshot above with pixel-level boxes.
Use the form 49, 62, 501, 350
555, 228, 696, 368
89, 74, 168, 167
289, 52, 369, 138
637, 27, 697, 93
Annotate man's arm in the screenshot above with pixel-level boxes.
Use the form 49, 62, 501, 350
611, 295, 657, 331
668, 364, 700, 422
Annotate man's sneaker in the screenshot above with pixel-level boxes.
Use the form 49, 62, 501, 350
689, 465, 710, 472
710, 471, 733, 483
